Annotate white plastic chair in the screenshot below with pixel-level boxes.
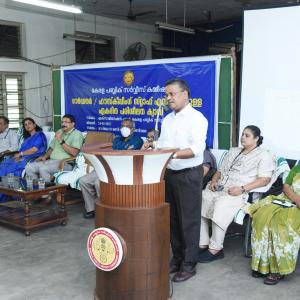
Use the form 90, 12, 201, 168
210, 149, 228, 168
53, 153, 88, 189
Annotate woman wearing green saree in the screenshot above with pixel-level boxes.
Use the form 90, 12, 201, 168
249, 165, 300, 285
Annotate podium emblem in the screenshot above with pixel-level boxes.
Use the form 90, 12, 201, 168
87, 227, 124, 271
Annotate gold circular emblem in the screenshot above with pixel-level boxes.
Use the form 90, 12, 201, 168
123, 71, 134, 86
87, 227, 124, 271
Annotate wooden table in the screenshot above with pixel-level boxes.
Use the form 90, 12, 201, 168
0, 180, 67, 236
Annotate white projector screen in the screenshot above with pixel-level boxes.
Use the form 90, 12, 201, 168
240, 6, 300, 160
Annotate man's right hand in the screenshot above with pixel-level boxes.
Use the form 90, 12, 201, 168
55, 131, 62, 142
209, 181, 218, 192
141, 141, 153, 150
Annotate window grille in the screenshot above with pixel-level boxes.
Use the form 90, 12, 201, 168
0, 73, 24, 129
75, 32, 115, 63
0, 21, 21, 57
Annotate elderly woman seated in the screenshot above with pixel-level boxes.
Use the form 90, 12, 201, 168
198, 125, 276, 262
249, 164, 300, 285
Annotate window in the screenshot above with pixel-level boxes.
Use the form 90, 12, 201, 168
75, 32, 115, 63
0, 21, 22, 58
0, 73, 24, 129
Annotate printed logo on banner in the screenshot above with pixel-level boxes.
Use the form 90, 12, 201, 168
123, 70, 134, 86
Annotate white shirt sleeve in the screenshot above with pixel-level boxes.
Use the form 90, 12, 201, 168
189, 114, 208, 156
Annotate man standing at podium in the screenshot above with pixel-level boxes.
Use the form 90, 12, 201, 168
158, 79, 208, 282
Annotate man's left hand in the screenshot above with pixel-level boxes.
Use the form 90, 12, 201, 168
13, 153, 22, 162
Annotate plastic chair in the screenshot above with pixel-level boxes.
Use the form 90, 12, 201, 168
210, 149, 228, 168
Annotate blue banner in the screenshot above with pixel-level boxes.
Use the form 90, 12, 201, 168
63, 60, 216, 147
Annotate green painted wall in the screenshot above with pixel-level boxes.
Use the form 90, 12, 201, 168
218, 57, 232, 149
52, 70, 61, 131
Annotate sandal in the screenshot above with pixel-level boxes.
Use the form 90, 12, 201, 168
263, 273, 284, 285
251, 270, 267, 278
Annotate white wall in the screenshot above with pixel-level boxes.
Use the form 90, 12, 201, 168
240, 6, 300, 159
0, 1, 162, 126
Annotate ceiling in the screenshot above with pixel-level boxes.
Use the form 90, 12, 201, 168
72, 0, 299, 26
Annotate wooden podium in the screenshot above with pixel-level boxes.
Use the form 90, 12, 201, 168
82, 148, 174, 300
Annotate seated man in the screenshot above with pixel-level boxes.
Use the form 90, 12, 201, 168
112, 119, 144, 150
25, 114, 84, 182
141, 128, 160, 150
80, 118, 143, 218
0, 116, 18, 162
146, 128, 161, 143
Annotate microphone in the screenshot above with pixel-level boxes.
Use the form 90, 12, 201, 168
154, 100, 169, 133
163, 103, 170, 112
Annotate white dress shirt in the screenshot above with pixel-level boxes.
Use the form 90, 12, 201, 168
0, 128, 19, 153
158, 103, 208, 170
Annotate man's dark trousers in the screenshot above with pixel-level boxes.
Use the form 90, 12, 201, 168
165, 165, 203, 264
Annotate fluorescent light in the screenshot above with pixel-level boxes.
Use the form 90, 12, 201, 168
153, 45, 183, 53
12, 0, 82, 14
63, 33, 108, 44
155, 22, 195, 35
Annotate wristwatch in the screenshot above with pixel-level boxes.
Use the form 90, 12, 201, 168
60, 139, 65, 145
241, 186, 246, 193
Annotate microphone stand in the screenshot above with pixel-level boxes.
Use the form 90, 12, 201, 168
153, 98, 167, 148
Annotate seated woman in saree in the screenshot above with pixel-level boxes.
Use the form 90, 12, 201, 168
249, 165, 300, 285
198, 125, 276, 262
0, 117, 47, 178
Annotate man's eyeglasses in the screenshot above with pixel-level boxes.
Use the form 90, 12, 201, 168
61, 121, 72, 124
164, 91, 184, 99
